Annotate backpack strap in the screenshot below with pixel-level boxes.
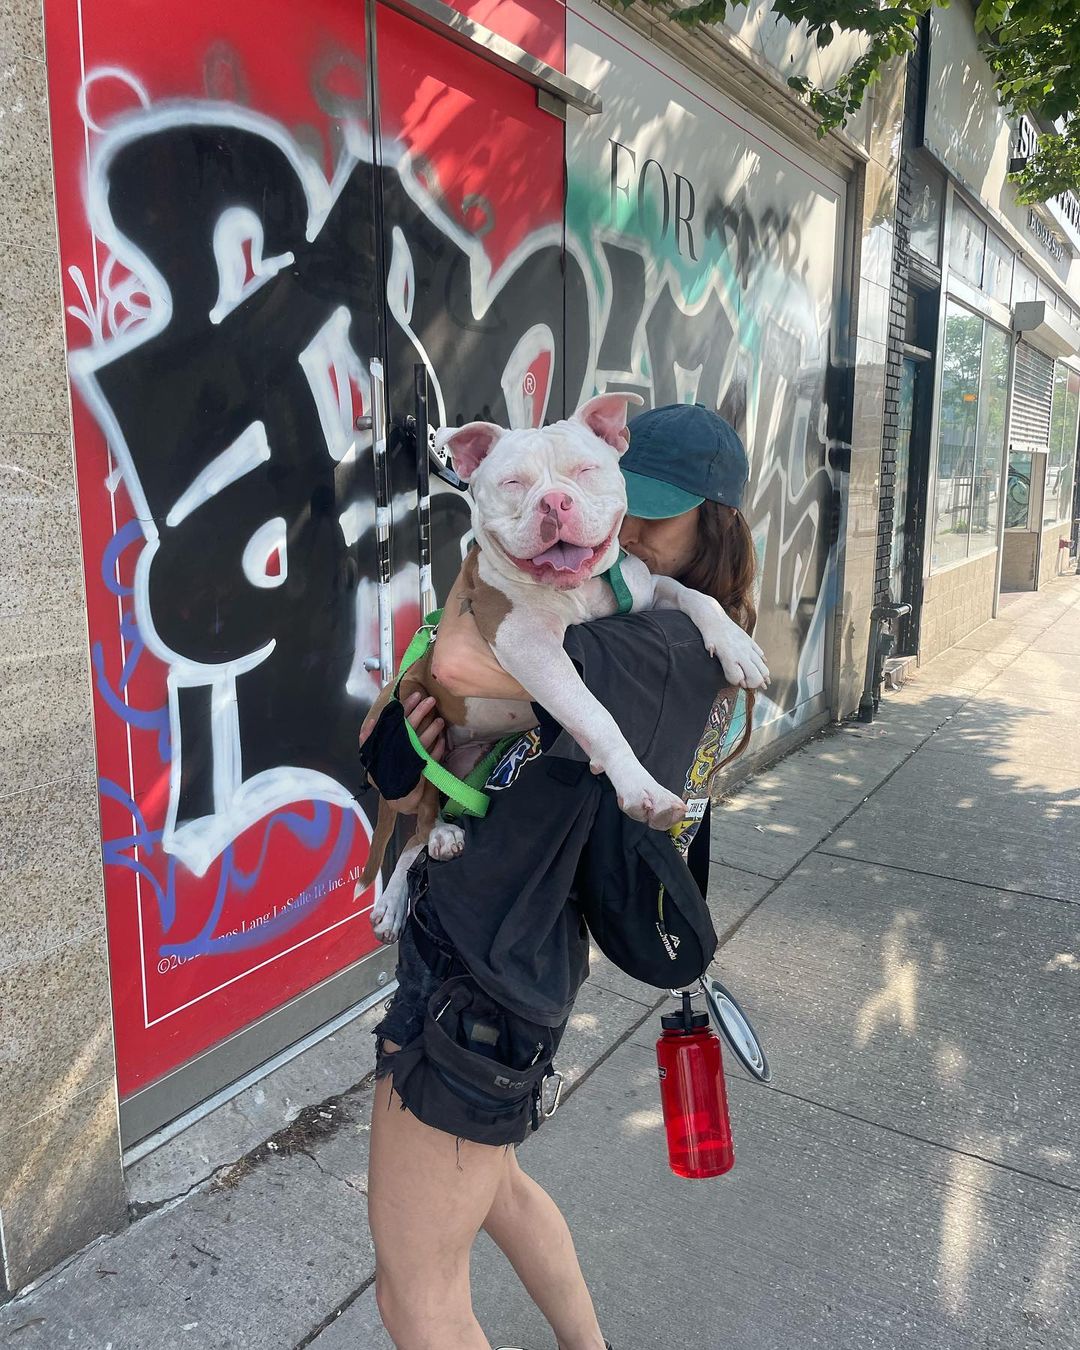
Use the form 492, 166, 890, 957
601, 549, 634, 615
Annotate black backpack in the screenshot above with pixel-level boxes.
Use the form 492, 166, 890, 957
573, 779, 718, 987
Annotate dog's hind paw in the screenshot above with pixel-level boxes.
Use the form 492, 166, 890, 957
370, 883, 409, 944
428, 821, 466, 861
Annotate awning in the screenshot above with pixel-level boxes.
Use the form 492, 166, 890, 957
1012, 300, 1080, 359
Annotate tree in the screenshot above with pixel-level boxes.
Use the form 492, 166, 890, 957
621, 0, 1080, 205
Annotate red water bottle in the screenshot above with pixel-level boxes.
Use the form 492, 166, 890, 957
656, 991, 734, 1178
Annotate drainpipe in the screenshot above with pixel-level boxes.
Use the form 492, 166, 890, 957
991, 331, 1020, 619
858, 601, 913, 723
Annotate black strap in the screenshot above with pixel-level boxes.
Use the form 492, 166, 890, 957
686, 801, 711, 897
399, 853, 459, 982
409, 910, 460, 981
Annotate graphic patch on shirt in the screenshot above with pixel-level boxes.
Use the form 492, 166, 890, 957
485, 729, 543, 791
669, 691, 735, 858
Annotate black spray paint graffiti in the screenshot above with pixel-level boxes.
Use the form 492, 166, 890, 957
587, 235, 834, 712
75, 101, 833, 878
609, 137, 806, 286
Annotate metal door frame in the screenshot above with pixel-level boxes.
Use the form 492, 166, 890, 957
896, 346, 934, 653
124, 0, 598, 1156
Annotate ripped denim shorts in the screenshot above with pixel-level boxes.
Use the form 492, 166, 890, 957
374, 883, 567, 1147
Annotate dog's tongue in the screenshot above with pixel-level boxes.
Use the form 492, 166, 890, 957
532, 540, 593, 572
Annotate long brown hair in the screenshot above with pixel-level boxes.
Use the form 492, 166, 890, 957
676, 500, 758, 765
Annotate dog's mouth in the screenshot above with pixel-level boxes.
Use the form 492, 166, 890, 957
505, 528, 616, 584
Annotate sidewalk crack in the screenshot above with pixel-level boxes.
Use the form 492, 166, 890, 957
741, 1076, 1080, 1197
291, 1273, 377, 1350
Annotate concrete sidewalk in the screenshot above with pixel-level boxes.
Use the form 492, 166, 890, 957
3, 576, 1079, 1349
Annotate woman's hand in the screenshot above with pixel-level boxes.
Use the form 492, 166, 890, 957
359, 691, 446, 815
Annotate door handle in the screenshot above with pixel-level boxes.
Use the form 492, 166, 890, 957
369, 357, 394, 687
414, 365, 437, 617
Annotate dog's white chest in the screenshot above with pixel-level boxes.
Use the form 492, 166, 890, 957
457, 696, 536, 739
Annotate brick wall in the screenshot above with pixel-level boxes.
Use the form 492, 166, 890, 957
919, 550, 998, 660
872, 28, 923, 608
875, 198, 910, 605
1040, 523, 1072, 586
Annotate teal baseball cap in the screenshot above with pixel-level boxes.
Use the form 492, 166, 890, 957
621, 403, 749, 519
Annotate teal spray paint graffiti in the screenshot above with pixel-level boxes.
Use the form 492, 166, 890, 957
566, 137, 839, 740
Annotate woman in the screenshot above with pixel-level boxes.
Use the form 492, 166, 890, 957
365, 402, 764, 1350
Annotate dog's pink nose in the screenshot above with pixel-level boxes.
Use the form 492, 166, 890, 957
539, 491, 574, 519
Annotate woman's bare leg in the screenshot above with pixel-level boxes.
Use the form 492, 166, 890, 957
368, 1067, 508, 1349
482, 1148, 607, 1350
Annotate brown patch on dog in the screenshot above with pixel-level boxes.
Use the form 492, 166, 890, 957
398, 649, 468, 728
460, 545, 512, 645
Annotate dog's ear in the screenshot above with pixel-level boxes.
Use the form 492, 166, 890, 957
434, 422, 505, 481
572, 392, 645, 454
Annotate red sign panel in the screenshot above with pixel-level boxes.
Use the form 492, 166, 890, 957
43, 0, 567, 1097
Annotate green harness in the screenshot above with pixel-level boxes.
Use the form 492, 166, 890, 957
395, 550, 634, 820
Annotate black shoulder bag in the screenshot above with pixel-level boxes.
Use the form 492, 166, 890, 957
574, 780, 718, 988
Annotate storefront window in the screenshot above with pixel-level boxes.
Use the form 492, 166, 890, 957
972, 324, 1010, 547
949, 199, 986, 288
1013, 259, 1038, 306
932, 301, 1010, 569
1006, 451, 1034, 529
1038, 281, 1060, 313
909, 155, 944, 263
933, 306, 982, 567
983, 232, 1013, 304
1044, 365, 1080, 525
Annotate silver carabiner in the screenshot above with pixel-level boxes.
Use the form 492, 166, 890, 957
540, 1070, 564, 1119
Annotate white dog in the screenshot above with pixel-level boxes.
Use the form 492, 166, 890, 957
362, 393, 768, 941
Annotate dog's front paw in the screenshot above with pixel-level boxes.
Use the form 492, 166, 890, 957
369, 875, 409, 945
428, 821, 466, 861
703, 615, 770, 691
611, 766, 687, 831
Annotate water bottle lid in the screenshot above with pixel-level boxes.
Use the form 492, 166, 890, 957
660, 1007, 710, 1032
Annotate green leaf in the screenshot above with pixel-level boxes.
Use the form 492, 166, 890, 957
632, 0, 1080, 192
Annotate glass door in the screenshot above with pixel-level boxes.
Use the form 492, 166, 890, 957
890, 359, 918, 606
1006, 450, 1038, 531
372, 0, 575, 615
45, 0, 408, 1145
891, 353, 934, 653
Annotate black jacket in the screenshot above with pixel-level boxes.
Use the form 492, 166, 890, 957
426, 610, 722, 1025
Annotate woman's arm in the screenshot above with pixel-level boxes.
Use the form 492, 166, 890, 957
430, 568, 529, 700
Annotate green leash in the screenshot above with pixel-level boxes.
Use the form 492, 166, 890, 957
395, 551, 634, 818
395, 609, 494, 818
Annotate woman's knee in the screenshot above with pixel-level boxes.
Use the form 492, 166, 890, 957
376, 1266, 435, 1346
374, 1269, 398, 1335
375, 1267, 416, 1341
376, 1259, 475, 1345
485, 1147, 531, 1220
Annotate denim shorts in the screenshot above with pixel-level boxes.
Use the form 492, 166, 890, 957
373, 903, 448, 1053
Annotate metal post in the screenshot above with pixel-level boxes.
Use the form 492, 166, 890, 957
991, 331, 1020, 619
414, 364, 436, 616
370, 356, 394, 686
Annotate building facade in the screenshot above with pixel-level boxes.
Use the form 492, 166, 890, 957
876, 4, 1080, 668
2, 0, 1066, 1294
